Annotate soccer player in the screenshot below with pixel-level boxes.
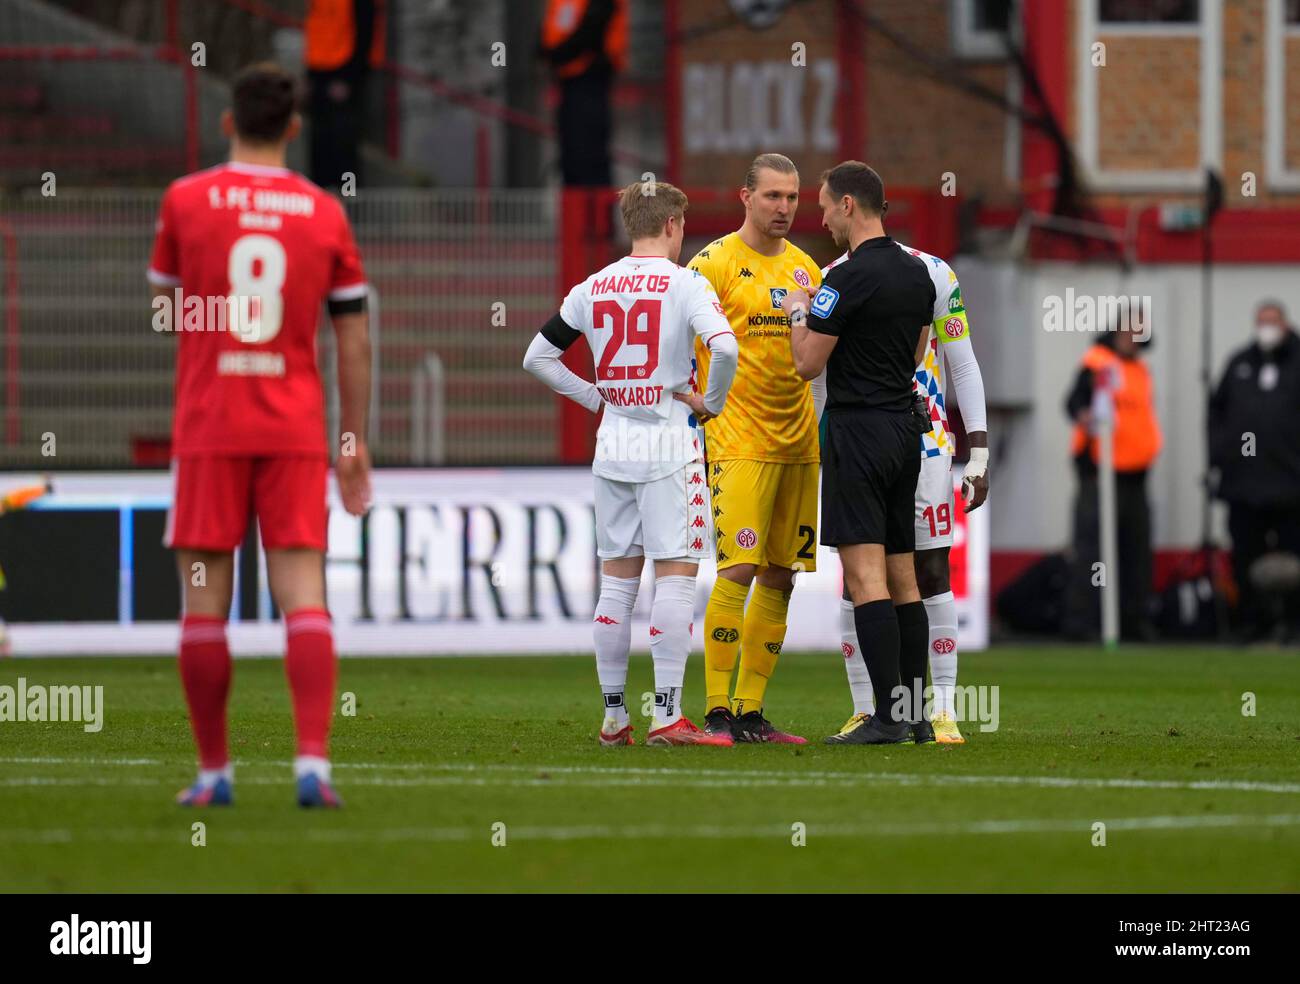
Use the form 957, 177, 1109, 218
685, 153, 823, 744
815, 227, 989, 745
523, 180, 739, 746
148, 64, 372, 807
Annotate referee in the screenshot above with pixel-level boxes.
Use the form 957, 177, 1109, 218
785, 161, 937, 745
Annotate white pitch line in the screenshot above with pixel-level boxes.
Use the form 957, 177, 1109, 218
0, 756, 165, 766
0, 813, 1298, 846
335, 761, 1300, 796
4, 755, 1300, 795
0, 777, 160, 788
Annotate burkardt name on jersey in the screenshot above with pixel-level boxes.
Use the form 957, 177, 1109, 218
597, 384, 665, 408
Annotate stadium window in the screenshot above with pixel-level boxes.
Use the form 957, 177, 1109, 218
1098, 0, 1199, 23
950, 0, 1014, 59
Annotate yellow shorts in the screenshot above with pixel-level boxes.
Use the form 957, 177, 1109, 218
709, 458, 819, 573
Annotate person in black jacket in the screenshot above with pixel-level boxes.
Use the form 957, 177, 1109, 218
1208, 300, 1300, 641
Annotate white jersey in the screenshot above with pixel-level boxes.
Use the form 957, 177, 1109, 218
559, 255, 733, 482
823, 241, 969, 458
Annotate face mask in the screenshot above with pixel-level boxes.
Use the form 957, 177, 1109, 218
1257, 324, 1284, 351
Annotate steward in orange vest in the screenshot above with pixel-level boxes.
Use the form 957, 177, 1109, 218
1062, 324, 1161, 641
1067, 334, 1162, 474
305, 0, 385, 72
304, 0, 385, 189
540, 0, 628, 79
539, 0, 627, 186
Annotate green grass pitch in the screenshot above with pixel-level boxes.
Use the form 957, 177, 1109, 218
1, 646, 1297, 892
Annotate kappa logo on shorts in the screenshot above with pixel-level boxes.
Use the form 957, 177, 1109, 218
735, 527, 758, 549
712, 627, 739, 643
811, 285, 839, 318
933, 637, 956, 654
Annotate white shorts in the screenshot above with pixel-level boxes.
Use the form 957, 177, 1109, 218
915, 453, 955, 551
594, 461, 712, 561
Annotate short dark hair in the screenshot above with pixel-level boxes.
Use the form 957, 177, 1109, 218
231, 62, 299, 144
1256, 298, 1288, 321
821, 161, 885, 216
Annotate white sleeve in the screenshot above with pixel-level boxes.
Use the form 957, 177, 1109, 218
810, 368, 827, 421
701, 332, 738, 416
681, 272, 737, 415
943, 335, 987, 434
522, 332, 603, 414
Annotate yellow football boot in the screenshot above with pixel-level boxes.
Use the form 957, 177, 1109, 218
932, 710, 965, 744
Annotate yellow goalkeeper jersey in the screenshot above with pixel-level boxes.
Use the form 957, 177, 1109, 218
688, 232, 822, 463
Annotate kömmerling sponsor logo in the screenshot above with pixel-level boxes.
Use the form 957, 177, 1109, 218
0, 677, 104, 733
49, 914, 151, 965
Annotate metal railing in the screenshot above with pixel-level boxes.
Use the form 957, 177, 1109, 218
0, 188, 558, 468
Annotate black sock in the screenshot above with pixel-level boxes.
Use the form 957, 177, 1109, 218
895, 600, 930, 724
853, 599, 901, 723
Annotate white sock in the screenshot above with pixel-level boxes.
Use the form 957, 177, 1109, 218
198, 764, 233, 787
594, 574, 639, 728
841, 597, 874, 715
925, 591, 959, 717
293, 755, 331, 782
649, 575, 694, 727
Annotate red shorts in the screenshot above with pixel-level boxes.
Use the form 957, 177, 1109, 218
165, 455, 328, 552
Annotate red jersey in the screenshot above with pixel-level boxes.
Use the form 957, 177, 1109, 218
147, 161, 367, 457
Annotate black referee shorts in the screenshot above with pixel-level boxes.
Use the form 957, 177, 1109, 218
821, 405, 923, 553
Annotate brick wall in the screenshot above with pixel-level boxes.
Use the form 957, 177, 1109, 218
863, 0, 1016, 207
670, 1, 1300, 212
1095, 36, 1201, 172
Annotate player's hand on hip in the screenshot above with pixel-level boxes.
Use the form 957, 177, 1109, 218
335, 441, 373, 516
961, 447, 989, 513
673, 390, 714, 423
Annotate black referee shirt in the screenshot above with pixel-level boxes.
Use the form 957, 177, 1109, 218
808, 236, 936, 411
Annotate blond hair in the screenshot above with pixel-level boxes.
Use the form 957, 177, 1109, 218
619, 181, 689, 240
744, 152, 798, 190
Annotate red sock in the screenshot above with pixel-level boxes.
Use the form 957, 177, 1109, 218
285, 608, 336, 759
178, 615, 232, 769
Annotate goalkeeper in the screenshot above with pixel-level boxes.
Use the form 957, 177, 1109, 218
686, 153, 824, 745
